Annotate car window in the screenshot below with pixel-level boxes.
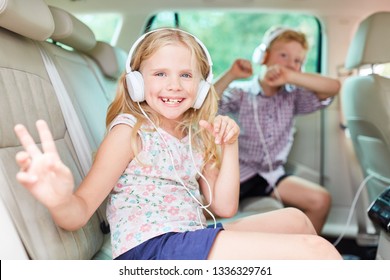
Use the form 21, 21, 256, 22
148, 11, 321, 78
75, 13, 123, 45
359, 63, 390, 77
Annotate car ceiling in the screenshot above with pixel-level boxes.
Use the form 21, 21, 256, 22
46, 0, 390, 19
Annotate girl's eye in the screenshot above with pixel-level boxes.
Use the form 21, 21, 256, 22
156, 72, 166, 77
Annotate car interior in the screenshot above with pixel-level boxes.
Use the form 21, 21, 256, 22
341, 11, 390, 260
0, 0, 389, 261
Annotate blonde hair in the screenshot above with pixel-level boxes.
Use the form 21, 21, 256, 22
106, 28, 220, 168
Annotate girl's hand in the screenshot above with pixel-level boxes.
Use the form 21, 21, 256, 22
199, 115, 240, 145
14, 120, 74, 209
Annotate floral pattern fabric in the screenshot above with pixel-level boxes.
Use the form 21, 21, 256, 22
107, 114, 205, 258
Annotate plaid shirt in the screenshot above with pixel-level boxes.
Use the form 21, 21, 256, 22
218, 76, 332, 188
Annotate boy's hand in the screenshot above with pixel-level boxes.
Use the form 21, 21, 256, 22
263, 64, 294, 87
14, 120, 74, 209
230, 59, 253, 79
199, 115, 240, 145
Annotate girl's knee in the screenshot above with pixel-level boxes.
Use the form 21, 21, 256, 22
303, 235, 342, 259
285, 207, 307, 219
284, 207, 316, 234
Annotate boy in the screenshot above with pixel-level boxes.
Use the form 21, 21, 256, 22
214, 26, 341, 234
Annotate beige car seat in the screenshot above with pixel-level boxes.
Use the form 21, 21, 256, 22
0, 0, 280, 259
0, 0, 118, 259
342, 11, 390, 246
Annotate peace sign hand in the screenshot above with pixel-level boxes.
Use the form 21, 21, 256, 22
14, 120, 74, 209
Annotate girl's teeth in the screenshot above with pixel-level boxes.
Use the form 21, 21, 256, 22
162, 98, 183, 104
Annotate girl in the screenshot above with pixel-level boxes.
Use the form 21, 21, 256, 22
14, 28, 342, 260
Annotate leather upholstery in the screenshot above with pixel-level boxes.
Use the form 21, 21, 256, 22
342, 11, 390, 242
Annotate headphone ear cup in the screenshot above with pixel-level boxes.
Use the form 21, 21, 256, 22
252, 44, 266, 65
126, 71, 144, 102
193, 80, 210, 109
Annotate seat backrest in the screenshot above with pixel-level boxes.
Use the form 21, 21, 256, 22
342, 11, 390, 243
42, 8, 128, 260
45, 6, 107, 152
86, 40, 127, 102
45, 6, 126, 151
0, 0, 109, 259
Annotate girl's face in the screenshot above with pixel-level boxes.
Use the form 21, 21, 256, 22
141, 43, 201, 124
265, 40, 306, 72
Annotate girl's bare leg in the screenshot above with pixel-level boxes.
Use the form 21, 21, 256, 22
208, 207, 342, 259
224, 207, 317, 235
207, 230, 342, 259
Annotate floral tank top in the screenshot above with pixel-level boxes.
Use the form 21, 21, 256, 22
107, 114, 206, 258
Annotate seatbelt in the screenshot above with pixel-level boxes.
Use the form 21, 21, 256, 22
37, 43, 109, 234
38, 44, 92, 176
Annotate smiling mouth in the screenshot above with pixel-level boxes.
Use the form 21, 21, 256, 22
161, 98, 183, 104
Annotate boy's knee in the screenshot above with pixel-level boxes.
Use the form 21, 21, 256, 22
313, 190, 332, 211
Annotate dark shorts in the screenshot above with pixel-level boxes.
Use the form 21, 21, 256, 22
115, 223, 224, 260
239, 174, 290, 201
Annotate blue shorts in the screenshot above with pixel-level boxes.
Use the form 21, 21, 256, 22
115, 223, 224, 260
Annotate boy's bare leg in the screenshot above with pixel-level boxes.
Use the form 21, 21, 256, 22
272, 176, 331, 234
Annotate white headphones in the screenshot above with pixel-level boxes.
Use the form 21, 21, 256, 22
252, 27, 295, 65
125, 28, 213, 109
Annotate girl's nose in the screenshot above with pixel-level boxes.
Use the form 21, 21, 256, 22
167, 76, 182, 91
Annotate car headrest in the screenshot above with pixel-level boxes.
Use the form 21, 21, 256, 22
0, 0, 54, 41
86, 41, 127, 79
345, 11, 390, 70
49, 6, 96, 52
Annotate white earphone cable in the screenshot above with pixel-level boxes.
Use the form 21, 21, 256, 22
332, 174, 374, 247
137, 102, 216, 228
188, 127, 217, 228
253, 92, 379, 248
252, 95, 284, 205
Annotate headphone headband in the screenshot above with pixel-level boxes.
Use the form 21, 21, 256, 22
252, 27, 296, 64
125, 28, 213, 109
262, 27, 295, 50
125, 28, 213, 82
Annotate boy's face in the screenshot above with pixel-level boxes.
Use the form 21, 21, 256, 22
265, 40, 306, 71
140, 43, 201, 123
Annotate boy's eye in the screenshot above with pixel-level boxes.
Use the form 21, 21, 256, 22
181, 73, 192, 78
280, 52, 288, 59
295, 59, 303, 65
156, 72, 166, 77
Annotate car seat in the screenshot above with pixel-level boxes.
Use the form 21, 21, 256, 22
342, 11, 390, 246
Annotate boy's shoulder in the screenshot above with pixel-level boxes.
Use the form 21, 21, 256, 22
229, 77, 259, 94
